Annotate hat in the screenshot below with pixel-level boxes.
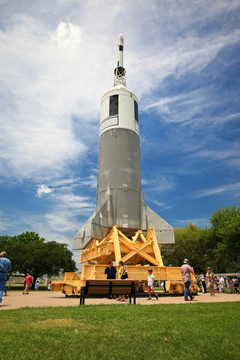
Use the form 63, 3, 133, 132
183, 258, 189, 264
148, 269, 153, 272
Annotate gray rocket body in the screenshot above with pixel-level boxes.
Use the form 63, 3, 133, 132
73, 35, 174, 250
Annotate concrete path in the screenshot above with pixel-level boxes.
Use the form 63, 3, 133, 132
1, 291, 240, 310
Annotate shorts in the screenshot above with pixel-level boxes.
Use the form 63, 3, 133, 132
147, 286, 153, 292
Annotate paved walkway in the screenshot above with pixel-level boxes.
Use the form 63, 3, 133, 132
0, 291, 240, 310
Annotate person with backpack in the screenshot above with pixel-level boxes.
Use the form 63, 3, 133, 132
0, 251, 11, 305
117, 260, 128, 302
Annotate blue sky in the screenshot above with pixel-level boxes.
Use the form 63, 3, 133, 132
0, 0, 239, 265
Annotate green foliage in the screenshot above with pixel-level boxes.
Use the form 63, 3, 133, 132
0, 303, 239, 360
162, 206, 240, 273
0, 232, 77, 282
162, 224, 202, 267
209, 206, 240, 272
11, 231, 45, 244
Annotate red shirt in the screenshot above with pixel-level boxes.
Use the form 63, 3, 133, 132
25, 274, 33, 286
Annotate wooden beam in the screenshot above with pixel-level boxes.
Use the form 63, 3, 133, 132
113, 225, 121, 264
148, 228, 164, 266
131, 231, 141, 243
139, 233, 146, 243
120, 237, 159, 265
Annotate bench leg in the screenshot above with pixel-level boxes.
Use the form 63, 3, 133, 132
131, 282, 136, 304
80, 287, 85, 305
80, 287, 82, 305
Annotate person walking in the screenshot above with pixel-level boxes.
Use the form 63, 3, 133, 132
232, 276, 239, 294
181, 259, 198, 301
205, 267, 215, 296
3, 286, 7, 296
22, 272, 33, 294
200, 273, 206, 293
147, 269, 158, 300
35, 281, 39, 291
0, 251, 11, 305
218, 275, 225, 293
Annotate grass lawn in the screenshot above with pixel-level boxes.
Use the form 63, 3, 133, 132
1, 303, 239, 360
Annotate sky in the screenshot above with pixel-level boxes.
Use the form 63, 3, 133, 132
0, 0, 239, 267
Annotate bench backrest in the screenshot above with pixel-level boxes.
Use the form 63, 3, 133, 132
84, 280, 134, 296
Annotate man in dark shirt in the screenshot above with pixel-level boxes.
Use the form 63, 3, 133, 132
105, 260, 117, 279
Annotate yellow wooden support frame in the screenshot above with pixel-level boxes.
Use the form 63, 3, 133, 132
81, 225, 163, 266
51, 225, 199, 295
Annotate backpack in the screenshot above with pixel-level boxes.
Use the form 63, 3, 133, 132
121, 267, 128, 279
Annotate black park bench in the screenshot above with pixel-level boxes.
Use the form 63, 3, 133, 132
80, 279, 136, 305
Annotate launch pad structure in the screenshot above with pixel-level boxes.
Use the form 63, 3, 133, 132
51, 225, 198, 295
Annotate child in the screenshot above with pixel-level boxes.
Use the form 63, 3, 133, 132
147, 269, 158, 300
35, 281, 39, 291
205, 267, 215, 296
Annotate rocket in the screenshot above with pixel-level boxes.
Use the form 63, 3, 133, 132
73, 34, 174, 250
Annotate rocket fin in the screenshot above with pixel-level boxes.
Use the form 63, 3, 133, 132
146, 206, 175, 244
73, 212, 95, 250
73, 196, 114, 250
92, 200, 110, 240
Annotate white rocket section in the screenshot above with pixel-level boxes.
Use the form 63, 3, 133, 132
118, 33, 124, 67
100, 85, 139, 136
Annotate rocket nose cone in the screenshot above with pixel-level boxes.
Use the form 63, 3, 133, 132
118, 33, 124, 45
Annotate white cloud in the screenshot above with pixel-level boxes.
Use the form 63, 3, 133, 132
151, 200, 171, 210
141, 179, 152, 186
37, 184, 54, 198
143, 88, 239, 129
51, 22, 82, 48
0, 16, 100, 182
149, 176, 175, 193
44, 212, 79, 233
194, 182, 240, 198
0, 1, 239, 183
192, 149, 240, 162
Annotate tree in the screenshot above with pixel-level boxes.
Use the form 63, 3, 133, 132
0, 232, 77, 284
209, 206, 240, 272
161, 223, 210, 272
161, 206, 240, 273
11, 231, 45, 244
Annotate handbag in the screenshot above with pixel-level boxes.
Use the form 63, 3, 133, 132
121, 267, 128, 279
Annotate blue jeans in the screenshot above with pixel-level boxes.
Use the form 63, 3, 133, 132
0, 273, 7, 303
184, 280, 193, 300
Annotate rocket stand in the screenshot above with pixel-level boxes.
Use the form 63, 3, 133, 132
51, 225, 198, 295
